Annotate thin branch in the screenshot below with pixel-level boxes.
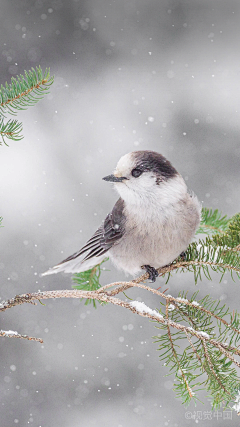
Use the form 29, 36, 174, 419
172, 302, 198, 330
98, 259, 240, 297
174, 260, 240, 275
0, 329, 43, 343
99, 279, 240, 338
1, 287, 240, 364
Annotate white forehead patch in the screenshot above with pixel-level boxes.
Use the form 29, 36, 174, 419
114, 152, 134, 177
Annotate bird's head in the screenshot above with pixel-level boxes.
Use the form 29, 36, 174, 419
103, 150, 186, 206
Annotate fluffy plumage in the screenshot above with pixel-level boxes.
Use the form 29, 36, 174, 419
42, 150, 201, 277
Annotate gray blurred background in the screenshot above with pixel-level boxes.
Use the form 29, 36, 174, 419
0, 0, 240, 426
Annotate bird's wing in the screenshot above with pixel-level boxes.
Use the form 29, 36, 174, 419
41, 198, 125, 276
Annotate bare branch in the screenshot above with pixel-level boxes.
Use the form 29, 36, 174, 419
0, 329, 43, 343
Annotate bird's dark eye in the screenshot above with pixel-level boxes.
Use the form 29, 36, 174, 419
131, 168, 143, 178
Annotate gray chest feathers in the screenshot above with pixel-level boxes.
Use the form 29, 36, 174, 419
109, 194, 201, 275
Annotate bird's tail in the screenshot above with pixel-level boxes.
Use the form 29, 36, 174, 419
41, 253, 107, 276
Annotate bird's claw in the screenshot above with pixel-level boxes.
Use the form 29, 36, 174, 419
179, 251, 187, 261
142, 265, 159, 282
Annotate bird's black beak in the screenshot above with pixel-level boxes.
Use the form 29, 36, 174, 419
102, 174, 127, 182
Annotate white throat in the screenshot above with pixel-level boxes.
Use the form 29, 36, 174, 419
114, 174, 187, 210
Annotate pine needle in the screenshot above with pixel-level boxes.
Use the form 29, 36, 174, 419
0, 66, 54, 145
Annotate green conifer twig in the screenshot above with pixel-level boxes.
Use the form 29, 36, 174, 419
197, 208, 230, 235
0, 66, 54, 145
0, 66, 53, 115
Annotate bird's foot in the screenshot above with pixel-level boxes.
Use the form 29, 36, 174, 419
142, 265, 159, 282
179, 251, 187, 261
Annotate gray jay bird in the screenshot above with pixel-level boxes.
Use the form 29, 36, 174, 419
42, 150, 201, 281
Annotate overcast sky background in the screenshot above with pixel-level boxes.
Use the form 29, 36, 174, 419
0, 1, 240, 426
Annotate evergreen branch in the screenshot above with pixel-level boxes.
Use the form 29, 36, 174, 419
185, 331, 202, 365
0, 66, 54, 145
202, 339, 232, 399
174, 247, 240, 285
166, 300, 195, 399
1, 283, 240, 408
98, 279, 240, 406
211, 212, 240, 249
169, 291, 240, 340
0, 66, 54, 116
0, 118, 23, 145
1, 208, 240, 408
214, 342, 240, 368
72, 259, 108, 307
171, 301, 198, 330
197, 208, 230, 235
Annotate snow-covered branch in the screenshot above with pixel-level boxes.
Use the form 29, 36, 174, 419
1, 250, 240, 409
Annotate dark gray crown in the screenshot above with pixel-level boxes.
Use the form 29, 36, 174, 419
133, 150, 178, 179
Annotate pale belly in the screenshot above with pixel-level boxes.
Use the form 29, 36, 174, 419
109, 219, 193, 275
